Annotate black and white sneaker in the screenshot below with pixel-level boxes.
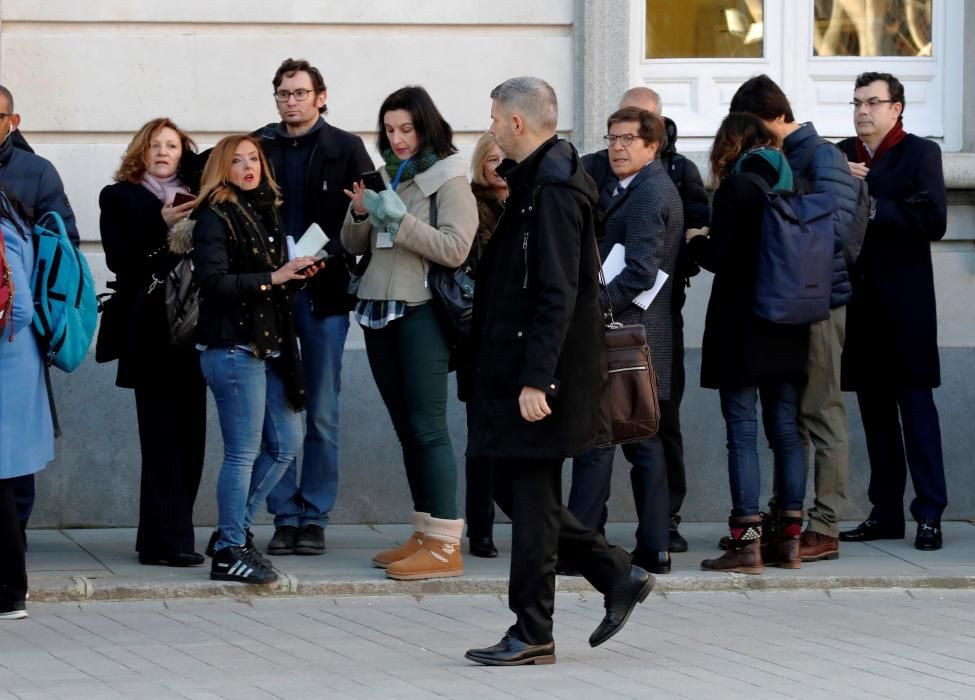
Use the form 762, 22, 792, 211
206, 529, 271, 567
0, 600, 28, 621
210, 546, 277, 584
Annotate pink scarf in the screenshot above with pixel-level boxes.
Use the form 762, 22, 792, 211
141, 172, 189, 206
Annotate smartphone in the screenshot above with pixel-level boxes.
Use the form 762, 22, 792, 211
172, 192, 195, 207
361, 170, 387, 193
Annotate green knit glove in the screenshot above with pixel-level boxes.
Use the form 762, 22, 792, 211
379, 190, 407, 236
362, 189, 386, 228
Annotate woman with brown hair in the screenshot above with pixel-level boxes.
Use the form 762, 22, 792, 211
192, 134, 322, 584
687, 113, 810, 574
99, 117, 206, 567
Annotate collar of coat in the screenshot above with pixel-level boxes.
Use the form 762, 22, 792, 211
408, 152, 468, 197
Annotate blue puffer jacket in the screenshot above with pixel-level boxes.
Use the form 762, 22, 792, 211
784, 123, 858, 308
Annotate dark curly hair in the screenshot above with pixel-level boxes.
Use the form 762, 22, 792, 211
709, 113, 776, 188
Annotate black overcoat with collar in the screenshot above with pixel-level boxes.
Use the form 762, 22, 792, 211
836, 133, 947, 390
466, 137, 605, 460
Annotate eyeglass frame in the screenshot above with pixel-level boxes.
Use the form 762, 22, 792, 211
849, 98, 896, 110
602, 133, 643, 147
273, 88, 319, 103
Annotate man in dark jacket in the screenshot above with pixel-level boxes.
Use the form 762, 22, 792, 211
256, 59, 374, 556
574, 86, 709, 554
464, 76, 651, 667
835, 72, 947, 551
0, 84, 80, 543
730, 75, 860, 562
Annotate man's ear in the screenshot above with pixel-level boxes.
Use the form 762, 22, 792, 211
9, 114, 21, 132
512, 113, 525, 136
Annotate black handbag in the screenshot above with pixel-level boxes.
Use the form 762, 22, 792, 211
94, 282, 123, 363
426, 191, 474, 340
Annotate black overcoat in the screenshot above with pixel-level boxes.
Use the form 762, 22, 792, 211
466, 138, 604, 459
687, 156, 810, 390
837, 133, 947, 390
99, 180, 198, 389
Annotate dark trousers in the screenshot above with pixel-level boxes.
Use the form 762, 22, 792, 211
133, 353, 207, 556
569, 433, 670, 552
0, 478, 28, 605
857, 387, 947, 524
657, 290, 687, 522
464, 411, 495, 540
364, 304, 457, 519
10, 473, 34, 528
493, 457, 630, 645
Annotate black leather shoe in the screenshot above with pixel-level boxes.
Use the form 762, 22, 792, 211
838, 519, 905, 542
555, 558, 580, 576
465, 633, 555, 666
669, 516, 688, 553
632, 550, 671, 575
469, 537, 498, 558
915, 519, 943, 550
294, 525, 326, 555
267, 525, 300, 555
589, 565, 654, 648
138, 552, 205, 567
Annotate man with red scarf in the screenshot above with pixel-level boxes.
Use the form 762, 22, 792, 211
837, 72, 948, 551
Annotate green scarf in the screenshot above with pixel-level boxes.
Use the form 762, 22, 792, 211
733, 146, 794, 192
383, 146, 440, 183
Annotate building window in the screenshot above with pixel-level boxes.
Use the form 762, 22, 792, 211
644, 0, 765, 58
813, 0, 933, 56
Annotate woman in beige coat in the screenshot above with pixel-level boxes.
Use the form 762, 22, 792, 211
342, 86, 477, 580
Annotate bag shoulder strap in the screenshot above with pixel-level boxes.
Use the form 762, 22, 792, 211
428, 190, 438, 229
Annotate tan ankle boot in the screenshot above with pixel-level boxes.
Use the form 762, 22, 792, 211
701, 514, 763, 575
386, 516, 464, 580
373, 511, 429, 569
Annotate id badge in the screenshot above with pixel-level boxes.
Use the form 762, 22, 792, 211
375, 229, 395, 249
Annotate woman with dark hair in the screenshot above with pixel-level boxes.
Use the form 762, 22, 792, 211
459, 132, 507, 558
687, 113, 810, 575
342, 86, 477, 580
568, 107, 683, 576
193, 134, 323, 584
0, 189, 53, 620
99, 117, 207, 567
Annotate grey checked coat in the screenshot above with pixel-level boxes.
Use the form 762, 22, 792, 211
600, 159, 684, 400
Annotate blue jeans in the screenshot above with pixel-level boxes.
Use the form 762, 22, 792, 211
719, 381, 806, 517
267, 293, 349, 528
200, 347, 304, 552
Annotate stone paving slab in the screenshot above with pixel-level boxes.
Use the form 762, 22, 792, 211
23, 521, 975, 602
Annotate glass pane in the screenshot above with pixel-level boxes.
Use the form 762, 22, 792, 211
645, 0, 764, 59
813, 0, 933, 56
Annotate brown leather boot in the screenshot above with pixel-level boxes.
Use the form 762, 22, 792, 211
764, 510, 803, 569
701, 515, 763, 575
386, 516, 464, 581
373, 511, 428, 569
800, 529, 839, 562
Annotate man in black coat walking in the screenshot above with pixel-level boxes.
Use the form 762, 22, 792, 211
835, 72, 948, 551
464, 76, 652, 667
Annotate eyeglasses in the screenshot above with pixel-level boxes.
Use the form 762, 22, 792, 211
850, 98, 895, 110
0, 113, 11, 119
274, 89, 315, 103
603, 133, 640, 147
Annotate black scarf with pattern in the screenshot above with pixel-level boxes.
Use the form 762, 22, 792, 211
212, 181, 306, 410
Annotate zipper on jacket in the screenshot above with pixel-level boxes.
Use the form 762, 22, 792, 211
522, 231, 529, 288
608, 365, 649, 374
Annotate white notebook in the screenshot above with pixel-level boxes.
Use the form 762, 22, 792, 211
601, 243, 669, 311
291, 223, 329, 259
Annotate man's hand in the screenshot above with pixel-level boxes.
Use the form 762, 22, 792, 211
686, 226, 708, 242
518, 386, 552, 422
848, 161, 870, 180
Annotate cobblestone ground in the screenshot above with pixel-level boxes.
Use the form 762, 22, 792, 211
2, 589, 975, 699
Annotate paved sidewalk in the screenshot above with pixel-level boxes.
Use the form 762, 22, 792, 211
4, 590, 975, 699
25, 522, 975, 602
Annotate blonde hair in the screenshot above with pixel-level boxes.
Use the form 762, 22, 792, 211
114, 117, 197, 184
470, 132, 502, 187
197, 134, 281, 207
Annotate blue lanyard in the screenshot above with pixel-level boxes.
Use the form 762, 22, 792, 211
389, 159, 411, 191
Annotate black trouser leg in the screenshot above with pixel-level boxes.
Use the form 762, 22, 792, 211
623, 436, 670, 552
0, 478, 28, 605
493, 457, 630, 645
568, 446, 615, 534
133, 352, 207, 556
464, 407, 494, 540
660, 332, 687, 519
856, 389, 907, 525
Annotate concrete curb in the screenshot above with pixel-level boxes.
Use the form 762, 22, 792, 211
28, 572, 975, 603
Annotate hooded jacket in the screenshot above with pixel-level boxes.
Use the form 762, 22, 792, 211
467, 137, 604, 459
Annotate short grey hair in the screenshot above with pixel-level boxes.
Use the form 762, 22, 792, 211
490, 76, 558, 132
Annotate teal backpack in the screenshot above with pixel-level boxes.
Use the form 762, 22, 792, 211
31, 210, 97, 371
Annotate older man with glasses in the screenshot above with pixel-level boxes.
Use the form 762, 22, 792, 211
836, 72, 949, 551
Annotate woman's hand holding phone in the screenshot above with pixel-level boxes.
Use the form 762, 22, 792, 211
162, 199, 195, 227
271, 256, 322, 285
